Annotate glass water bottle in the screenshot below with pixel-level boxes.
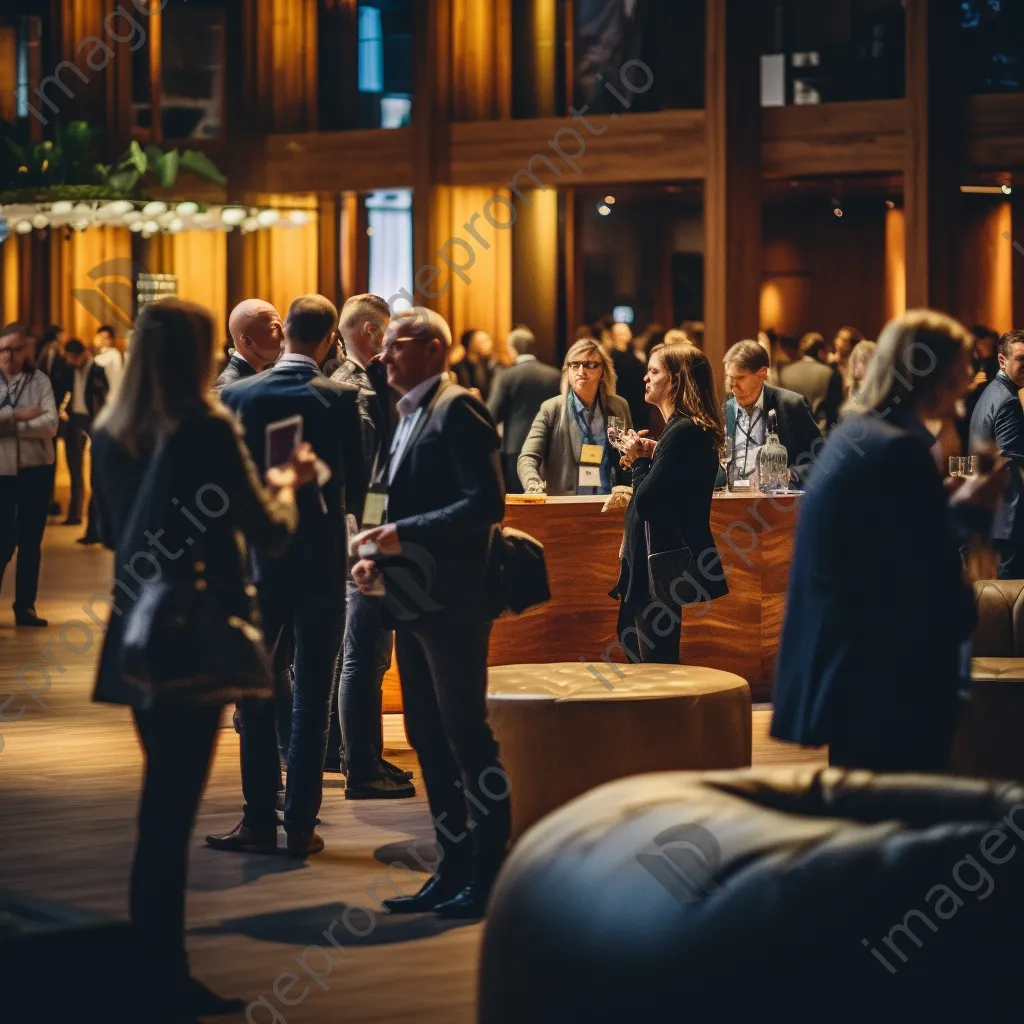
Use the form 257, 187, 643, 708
756, 409, 789, 494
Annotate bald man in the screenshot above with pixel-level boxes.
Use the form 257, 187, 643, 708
213, 299, 284, 392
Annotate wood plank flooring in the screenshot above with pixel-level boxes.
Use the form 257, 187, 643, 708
0, 520, 825, 1023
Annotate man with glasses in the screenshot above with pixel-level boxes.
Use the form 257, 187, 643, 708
0, 324, 59, 627
351, 307, 509, 919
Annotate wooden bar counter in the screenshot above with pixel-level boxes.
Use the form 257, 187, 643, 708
383, 491, 800, 708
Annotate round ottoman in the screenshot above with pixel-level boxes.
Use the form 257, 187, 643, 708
478, 768, 1024, 1021
486, 662, 751, 840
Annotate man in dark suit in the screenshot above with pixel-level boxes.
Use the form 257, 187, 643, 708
969, 329, 1024, 578
212, 299, 284, 392
352, 307, 508, 919
208, 295, 367, 858
487, 325, 561, 493
57, 338, 108, 534
720, 340, 822, 489
323, 293, 414, 797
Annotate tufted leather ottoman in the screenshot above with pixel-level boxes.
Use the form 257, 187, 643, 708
486, 662, 751, 840
954, 580, 1024, 781
478, 768, 1024, 1022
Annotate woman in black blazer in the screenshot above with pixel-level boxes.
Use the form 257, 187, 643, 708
611, 345, 729, 663
90, 300, 316, 1021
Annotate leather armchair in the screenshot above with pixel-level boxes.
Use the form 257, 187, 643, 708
478, 768, 1024, 1022
953, 580, 1024, 779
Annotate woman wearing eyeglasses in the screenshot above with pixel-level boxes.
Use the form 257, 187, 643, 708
518, 337, 632, 496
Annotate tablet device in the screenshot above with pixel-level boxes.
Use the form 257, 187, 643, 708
266, 415, 303, 469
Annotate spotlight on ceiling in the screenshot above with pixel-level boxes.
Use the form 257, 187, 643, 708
597, 204, 612, 216
1002, 185, 1013, 195
604, 195, 616, 205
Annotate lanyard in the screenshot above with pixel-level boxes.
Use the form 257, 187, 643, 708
568, 391, 601, 446
0, 371, 28, 411
733, 407, 763, 479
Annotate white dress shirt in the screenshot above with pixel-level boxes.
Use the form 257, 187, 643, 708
273, 352, 320, 373
94, 347, 122, 400
732, 386, 766, 484
388, 373, 443, 484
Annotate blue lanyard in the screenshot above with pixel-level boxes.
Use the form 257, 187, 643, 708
0, 371, 27, 411
568, 391, 600, 445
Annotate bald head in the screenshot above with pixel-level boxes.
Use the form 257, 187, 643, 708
228, 299, 283, 372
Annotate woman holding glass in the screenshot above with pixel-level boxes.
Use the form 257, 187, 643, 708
517, 337, 632, 496
610, 345, 729, 663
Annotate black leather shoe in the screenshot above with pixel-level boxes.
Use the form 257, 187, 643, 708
14, 609, 47, 628
76, 535, 100, 546
381, 872, 467, 914
205, 820, 279, 854
382, 758, 414, 781
434, 882, 492, 920
345, 776, 415, 800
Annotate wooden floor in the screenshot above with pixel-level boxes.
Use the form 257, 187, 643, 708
0, 519, 826, 1023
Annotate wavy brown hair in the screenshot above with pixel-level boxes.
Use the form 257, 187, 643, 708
650, 343, 724, 447
95, 299, 219, 457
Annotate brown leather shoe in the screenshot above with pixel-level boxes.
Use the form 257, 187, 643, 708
205, 820, 279, 854
286, 830, 325, 858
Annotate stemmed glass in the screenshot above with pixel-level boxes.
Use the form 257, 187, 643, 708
719, 438, 733, 489
607, 416, 628, 453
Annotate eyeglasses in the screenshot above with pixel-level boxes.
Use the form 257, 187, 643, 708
568, 361, 601, 371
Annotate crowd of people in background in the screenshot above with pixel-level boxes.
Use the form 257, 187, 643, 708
1, 295, 1021, 1021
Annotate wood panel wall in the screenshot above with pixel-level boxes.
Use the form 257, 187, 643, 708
761, 199, 888, 342
957, 200, 1014, 335
143, 231, 229, 335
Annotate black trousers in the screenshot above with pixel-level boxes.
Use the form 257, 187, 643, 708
65, 413, 91, 521
130, 704, 221, 985
0, 464, 55, 614
616, 598, 682, 664
240, 575, 345, 833
394, 614, 510, 880
996, 540, 1024, 581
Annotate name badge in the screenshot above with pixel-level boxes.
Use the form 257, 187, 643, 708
579, 465, 602, 487
362, 491, 387, 526
580, 443, 604, 465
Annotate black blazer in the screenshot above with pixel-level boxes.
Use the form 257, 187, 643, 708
720, 384, 823, 487
331, 357, 395, 477
213, 352, 258, 393
380, 377, 505, 620
771, 410, 977, 757
969, 370, 1024, 541
56, 361, 109, 421
487, 357, 562, 455
90, 411, 297, 708
612, 414, 728, 608
221, 359, 367, 585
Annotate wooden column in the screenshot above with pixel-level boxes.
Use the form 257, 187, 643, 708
512, 188, 559, 365
904, 0, 964, 313
1012, 186, 1024, 330
317, 192, 341, 306
703, 0, 762, 386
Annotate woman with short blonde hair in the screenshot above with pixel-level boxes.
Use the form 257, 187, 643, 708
518, 337, 631, 496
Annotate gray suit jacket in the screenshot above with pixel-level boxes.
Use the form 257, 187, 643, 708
777, 356, 844, 432
518, 392, 632, 496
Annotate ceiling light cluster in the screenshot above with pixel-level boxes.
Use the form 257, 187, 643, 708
0, 200, 316, 239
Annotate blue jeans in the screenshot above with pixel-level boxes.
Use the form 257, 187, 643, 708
338, 580, 394, 782
240, 575, 346, 833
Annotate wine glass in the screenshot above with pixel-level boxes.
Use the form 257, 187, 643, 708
948, 456, 962, 479
719, 438, 733, 489
606, 416, 626, 452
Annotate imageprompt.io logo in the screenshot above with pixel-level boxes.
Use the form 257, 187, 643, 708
73, 257, 149, 333
636, 823, 722, 904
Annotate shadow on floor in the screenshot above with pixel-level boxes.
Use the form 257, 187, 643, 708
190, 900, 475, 947
188, 847, 310, 891
373, 838, 442, 873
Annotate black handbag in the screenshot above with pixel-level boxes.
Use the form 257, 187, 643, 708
645, 522, 701, 607
117, 430, 274, 709
486, 526, 551, 619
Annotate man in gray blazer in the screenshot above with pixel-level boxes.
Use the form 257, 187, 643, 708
777, 333, 844, 433
969, 329, 1024, 578
487, 326, 560, 493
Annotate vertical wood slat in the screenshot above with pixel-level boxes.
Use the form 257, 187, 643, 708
148, 0, 162, 143
703, 0, 762, 386
317, 191, 340, 306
